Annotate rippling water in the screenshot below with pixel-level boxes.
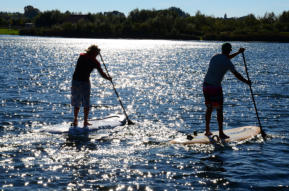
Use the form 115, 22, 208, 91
0, 35, 288, 190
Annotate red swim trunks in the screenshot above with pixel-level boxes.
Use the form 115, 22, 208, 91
203, 83, 223, 108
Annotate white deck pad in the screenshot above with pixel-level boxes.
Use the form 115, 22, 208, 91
34, 114, 126, 134
170, 126, 261, 145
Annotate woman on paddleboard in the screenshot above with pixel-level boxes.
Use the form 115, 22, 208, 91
203, 43, 251, 139
71, 45, 112, 127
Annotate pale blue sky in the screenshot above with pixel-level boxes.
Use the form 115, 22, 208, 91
1, 0, 289, 17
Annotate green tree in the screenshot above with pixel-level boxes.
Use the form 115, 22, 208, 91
24, 5, 40, 19
34, 10, 65, 27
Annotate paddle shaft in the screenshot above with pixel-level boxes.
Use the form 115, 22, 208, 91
99, 54, 134, 125
241, 52, 266, 138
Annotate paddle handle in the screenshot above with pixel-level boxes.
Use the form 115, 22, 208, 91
99, 54, 134, 125
241, 52, 266, 139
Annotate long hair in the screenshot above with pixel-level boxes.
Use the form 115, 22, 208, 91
85, 45, 100, 54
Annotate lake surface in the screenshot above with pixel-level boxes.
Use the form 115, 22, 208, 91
0, 35, 288, 190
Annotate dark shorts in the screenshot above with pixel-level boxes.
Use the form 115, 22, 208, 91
203, 83, 223, 108
71, 80, 91, 107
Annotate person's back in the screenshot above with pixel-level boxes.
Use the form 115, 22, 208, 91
73, 53, 97, 82
204, 54, 235, 86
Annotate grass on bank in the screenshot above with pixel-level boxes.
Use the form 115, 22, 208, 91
0, 28, 19, 35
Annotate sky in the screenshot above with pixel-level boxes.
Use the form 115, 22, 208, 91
1, 0, 289, 18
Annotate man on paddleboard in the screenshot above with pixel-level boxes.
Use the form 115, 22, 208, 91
203, 43, 251, 139
71, 45, 112, 127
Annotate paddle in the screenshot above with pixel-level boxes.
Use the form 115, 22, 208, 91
99, 53, 135, 125
241, 52, 266, 140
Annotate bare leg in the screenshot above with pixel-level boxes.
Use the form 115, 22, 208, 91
83, 107, 92, 127
217, 106, 229, 139
73, 107, 80, 126
205, 105, 213, 136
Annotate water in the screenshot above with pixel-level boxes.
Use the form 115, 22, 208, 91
0, 35, 288, 190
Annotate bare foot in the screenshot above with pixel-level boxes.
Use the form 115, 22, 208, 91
71, 120, 78, 127
205, 132, 213, 136
83, 121, 92, 127
219, 133, 230, 139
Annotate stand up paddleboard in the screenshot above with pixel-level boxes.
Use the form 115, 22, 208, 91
170, 126, 261, 145
34, 114, 127, 134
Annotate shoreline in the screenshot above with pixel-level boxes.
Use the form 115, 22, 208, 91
2, 33, 289, 43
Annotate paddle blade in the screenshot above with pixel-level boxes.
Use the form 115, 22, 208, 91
127, 119, 135, 125
261, 130, 267, 141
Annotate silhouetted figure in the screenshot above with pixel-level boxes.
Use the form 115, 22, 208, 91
71, 45, 111, 127
203, 43, 251, 139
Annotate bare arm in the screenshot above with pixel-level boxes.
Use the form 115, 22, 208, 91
95, 60, 112, 81
229, 48, 245, 59
231, 70, 251, 85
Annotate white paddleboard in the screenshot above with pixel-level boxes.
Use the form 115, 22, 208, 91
170, 126, 261, 145
34, 114, 127, 134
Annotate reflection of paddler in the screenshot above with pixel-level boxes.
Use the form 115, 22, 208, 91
71, 45, 112, 127
203, 43, 251, 139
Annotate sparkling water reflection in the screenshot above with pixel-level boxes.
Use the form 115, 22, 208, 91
0, 36, 288, 190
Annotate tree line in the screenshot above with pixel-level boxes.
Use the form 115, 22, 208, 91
1, 6, 289, 41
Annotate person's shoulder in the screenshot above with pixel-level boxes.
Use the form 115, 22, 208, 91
79, 53, 87, 58
212, 53, 221, 58
213, 53, 227, 58
218, 54, 231, 62
211, 54, 225, 61
78, 53, 86, 59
